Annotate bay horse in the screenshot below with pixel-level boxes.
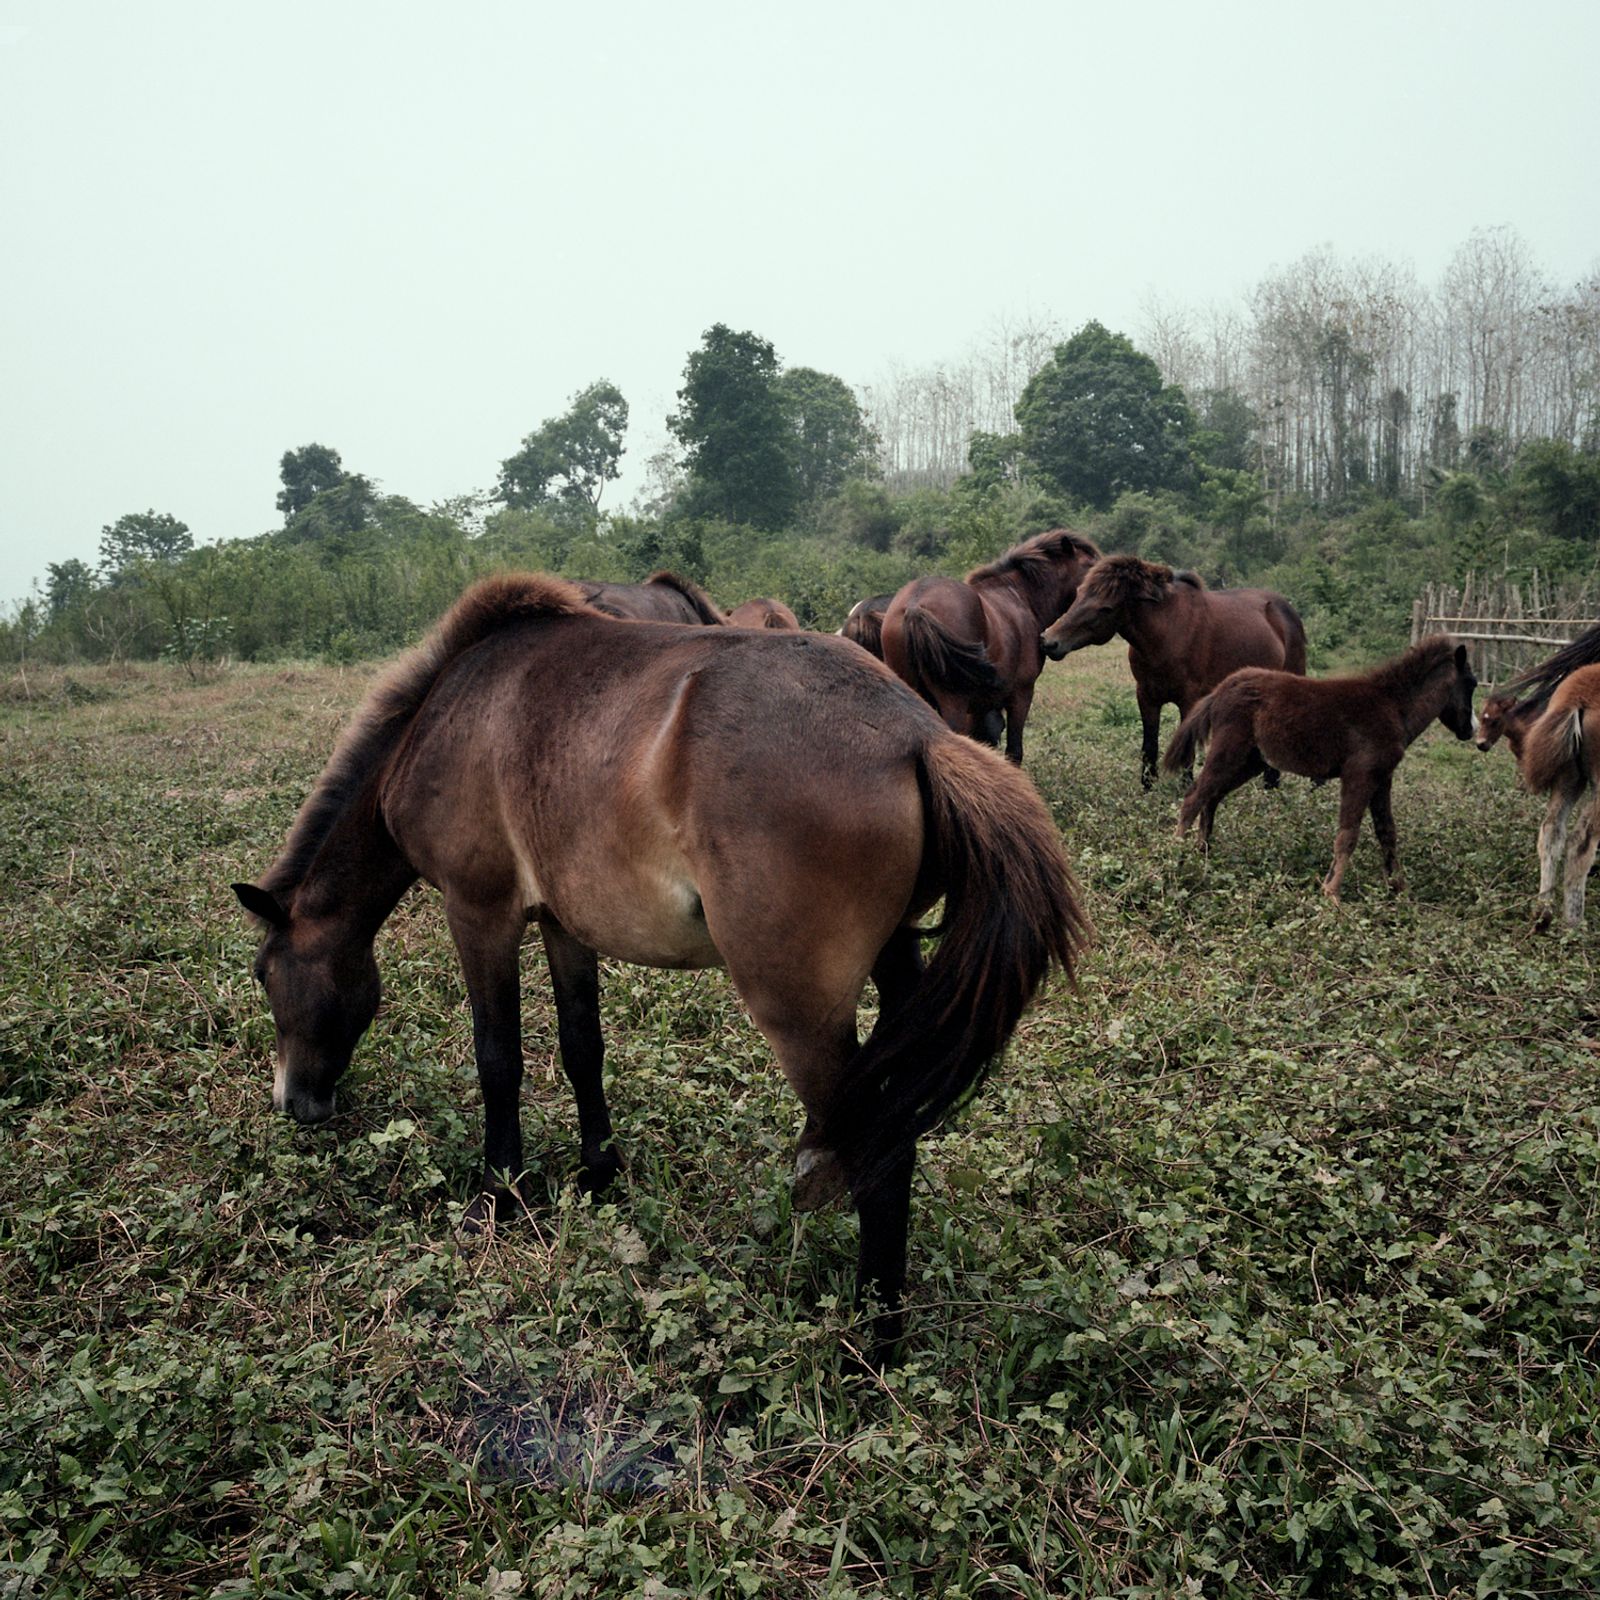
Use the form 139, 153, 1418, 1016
575, 570, 727, 625
1164, 636, 1477, 901
839, 593, 894, 660
1041, 557, 1307, 788
232, 574, 1086, 1361
1493, 664, 1600, 930
880, 529, 1101, 764
728, 597, 800, 630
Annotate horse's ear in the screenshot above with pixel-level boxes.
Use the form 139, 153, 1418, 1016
232, 882, 289, 928
1454, 643, 1469, 671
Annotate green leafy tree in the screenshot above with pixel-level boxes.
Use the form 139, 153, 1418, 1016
276, 444, 348, 521
1513, 438, 1600, 545
1016, 321, 1195, 509
1191, 388, 1259, 474
963, 430, 1023, 495
496, 380, 629, 514
774, 367, 877, 514
668, 325, 798, 531
98, 510, 192, 577
280, 476, 378, 545
45, 558, 96, 616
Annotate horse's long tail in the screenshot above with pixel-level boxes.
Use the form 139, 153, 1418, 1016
837, 736, 1089, 1176
1522, 703, 1588, 795
899, 606, 1005, 705
1164, 691, 1219, 772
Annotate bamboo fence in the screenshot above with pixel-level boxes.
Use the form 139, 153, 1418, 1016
1411, 571, 1600, 684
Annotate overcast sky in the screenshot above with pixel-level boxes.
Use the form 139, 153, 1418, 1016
3, 0, 1597, 605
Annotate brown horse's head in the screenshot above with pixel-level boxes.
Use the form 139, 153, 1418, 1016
233, 883, 381, 1125
1040, 556, 1170, 659
1474, 691, 1515, 751
1439, 643, 1478, 741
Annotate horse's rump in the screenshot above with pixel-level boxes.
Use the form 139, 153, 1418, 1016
1521, 669, 1600, 794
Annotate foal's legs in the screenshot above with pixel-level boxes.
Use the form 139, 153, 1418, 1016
1175, 734, 1264, 849
445, 899, 528, 1223
1534, 786, 1577, 930
1322, 768, 1380, 903
540, 916, 620, 1192
1561, 791, 1600, 928
1368, 771, 1404, 894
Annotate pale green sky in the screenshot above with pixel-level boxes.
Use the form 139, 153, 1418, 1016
2, 0, 1597, 603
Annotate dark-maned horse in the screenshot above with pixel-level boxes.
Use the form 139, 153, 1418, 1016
232, 574, 1086, 1360
1041, 557, 1308, 788
839, 593, 894, 660
728, 597, 800, 630
1164, 636, 1477, 901
880, 529, 1102, 764
1501, 663, 1600, 930
576, 570, 728, 625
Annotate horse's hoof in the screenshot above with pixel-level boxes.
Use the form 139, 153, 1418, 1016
1531, 905, 1554, 933
579, 1148, 623, 1197
793, 1146, 848, 1212
460, 1190, 499, 1238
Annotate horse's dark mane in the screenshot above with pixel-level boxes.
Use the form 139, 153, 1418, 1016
262, 574, 594, 896
1364, 634, 1459, 696
1503, 622, 1600, 705
966, 528, 1100, 589
643, 570, 728, 625
1077, 554, 1176, 607
1173, 569, 1207, 590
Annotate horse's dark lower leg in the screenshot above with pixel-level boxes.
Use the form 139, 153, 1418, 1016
541, 917, 620, 1193
1262, 766, 1282, 790
1139, 702, 1162, 790
448, 912, 527, 1226
1004, 687, 1034, 766
870, 926, 925, 1027
850, 1141, 916, 1365
976, 707, 1004, 748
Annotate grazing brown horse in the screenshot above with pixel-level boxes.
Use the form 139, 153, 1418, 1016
1498, 664, 1600, 930
881, 529, 1101, 763
575, 570, 728, 625
1164, 636, 1477, 901
728, 597, 800, 630
839, 593, 894, 660
1041, 558, 1308, 788
232, 574, 1085, 1360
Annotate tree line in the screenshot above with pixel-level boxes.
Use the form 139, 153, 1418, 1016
6, 229, 1599, 675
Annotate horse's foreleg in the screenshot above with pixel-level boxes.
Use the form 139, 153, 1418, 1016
1561, 793, 1600, 928
1323, 771, 1376, 903
974, 705, 1004, 749
1369, 771, 1404, 894
1003, 684, 1035, 766
540, 916, 619, 1194
1138, 694, 1163, 789
848, 1140, 916, 1367
447, 903, 527, 1225
1535, 787, 1576, 930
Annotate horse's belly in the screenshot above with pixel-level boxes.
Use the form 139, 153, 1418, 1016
550, 871, 723, 971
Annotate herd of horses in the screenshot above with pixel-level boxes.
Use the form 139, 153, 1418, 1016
233, 531, 1600, 1361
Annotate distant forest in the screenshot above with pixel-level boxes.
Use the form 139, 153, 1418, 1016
7, 226, 1597, 673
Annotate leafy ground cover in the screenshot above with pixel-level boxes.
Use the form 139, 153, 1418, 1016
1, 650, 1596, 1597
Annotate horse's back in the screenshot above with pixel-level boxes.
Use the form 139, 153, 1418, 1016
384, 620, 938, 970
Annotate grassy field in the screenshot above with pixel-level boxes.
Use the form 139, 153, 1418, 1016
1, 645, 1597, 1598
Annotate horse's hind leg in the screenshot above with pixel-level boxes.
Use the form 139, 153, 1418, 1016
540, 916, 620, 1193
1369, 771, 1404, 894
1535, 787, 1576, 930
1003, 683, 1034, 766
1561, 790, 1600, 928
848, 1140, 916, 1364
1176, 734, 1261, 850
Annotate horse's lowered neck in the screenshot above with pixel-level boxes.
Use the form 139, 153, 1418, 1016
275, 790, 419, 944
1397, 667, 1458, 744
